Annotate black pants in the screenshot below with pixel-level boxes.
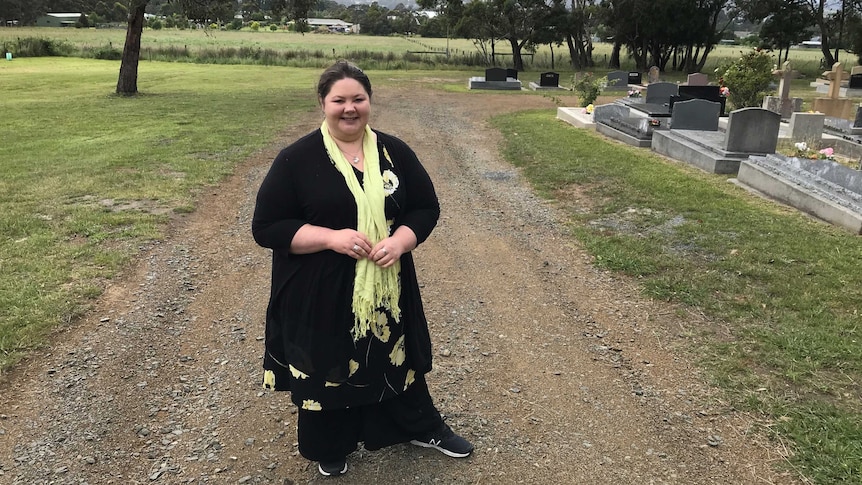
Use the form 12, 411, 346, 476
296, 374, 443, 462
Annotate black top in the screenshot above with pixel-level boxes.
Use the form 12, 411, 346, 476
252, 128, 440, 410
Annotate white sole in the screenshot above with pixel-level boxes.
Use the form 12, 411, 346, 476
318, 462, 348, 476
409, 439, 472, 458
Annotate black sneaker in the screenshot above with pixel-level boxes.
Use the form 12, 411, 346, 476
410, 423, 474, 458
318, 458, 348, 476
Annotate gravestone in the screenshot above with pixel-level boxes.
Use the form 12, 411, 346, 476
506, 68, 518, 80
849, 74, 862, 89
470, 68, 522, 90
485, 67, 507, 82
670, 99, 720, 131
606, 70, 628, 90
670, 85, 726, 116
762, 61, 803, 118
788, 112, 826, 143
856, 105, 862, 127
594, 103, 662, 147
645, 81, 678, 105
593, 103, 629, 123
738, 154, 862, 234
685, 73, 708, 86
539, 71, 560, 87
647, 66, 660, 83
628, 71, 642, 85
813, 62, 858, 117
852, 66, 862, 76
724, 108, 781, 153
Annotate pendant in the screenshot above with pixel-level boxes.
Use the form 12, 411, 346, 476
352, 156, 359, 164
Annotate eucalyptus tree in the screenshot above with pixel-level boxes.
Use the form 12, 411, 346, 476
600, 0, 727, 72
116, 0, 292, 95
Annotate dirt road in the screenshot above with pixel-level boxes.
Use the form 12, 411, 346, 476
0, 85, 799, 484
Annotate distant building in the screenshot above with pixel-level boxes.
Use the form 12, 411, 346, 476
307, 18, 358, 34
35, 13, 86, 27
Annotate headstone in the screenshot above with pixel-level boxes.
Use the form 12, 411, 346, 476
826, 62, 844, 99
788, 112, 826, 143
776, 61, 793, 102
762, 61, 803, 118
723, 108, 780, 153
670, 85, 726, 116
5, 52, 10, 61
485, 67, 507, 82
850, 74, 862, 89
606, 70, 628, 90
628, 71, 642, 85
855, 106, 862, 127
644, 81, 678, 105
647, 66, 660, 84
685, 73, 708, 86
592, 103, 630, 124
506, 68, 518, 80
539, 71, 560, 87
851, 66, 862, 76
670, 99, 720, 131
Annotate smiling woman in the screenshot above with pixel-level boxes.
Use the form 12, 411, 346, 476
251, 60, 473, 477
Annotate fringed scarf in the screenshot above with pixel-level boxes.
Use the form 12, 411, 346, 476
321, 121, 401, 341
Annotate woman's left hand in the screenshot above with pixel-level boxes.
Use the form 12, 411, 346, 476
369, 238, 404, 268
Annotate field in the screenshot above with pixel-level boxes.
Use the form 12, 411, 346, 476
0, 26, 846, 76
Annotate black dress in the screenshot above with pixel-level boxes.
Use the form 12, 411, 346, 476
252, 128, 440, 412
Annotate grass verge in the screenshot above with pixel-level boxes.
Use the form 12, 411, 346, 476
0, 57, 321, 370
493, 110, 862, 483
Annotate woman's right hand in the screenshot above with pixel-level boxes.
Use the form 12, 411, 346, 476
333, 229, 372, 260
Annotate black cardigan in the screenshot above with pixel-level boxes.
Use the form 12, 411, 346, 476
252, 128, 440, 392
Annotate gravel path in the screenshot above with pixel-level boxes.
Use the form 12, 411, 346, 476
0, 85, 801, 484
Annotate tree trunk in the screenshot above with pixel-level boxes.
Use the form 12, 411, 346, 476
608, 41, 621, 69
116, 1, 148, 95
509, 37, 523, 71
549, 43, 554, 70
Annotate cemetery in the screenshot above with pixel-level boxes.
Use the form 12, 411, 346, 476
556, 64, 862, 233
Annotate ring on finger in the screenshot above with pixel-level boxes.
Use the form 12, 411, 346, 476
381, 247, 388, 255
352, 244, 360, 252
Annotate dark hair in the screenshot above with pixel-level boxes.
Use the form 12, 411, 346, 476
317, 60, 372, 100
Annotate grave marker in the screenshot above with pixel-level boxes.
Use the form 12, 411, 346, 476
788, 112, 826, 143
606, 70, 628, 90
628, 71, 642, 85
724, 108, 781, 153
485, 67, 507, 82
647, 66, 660, 83
539, 71, 560, 87
685, 73, 708, 86
670, 99, 720, 131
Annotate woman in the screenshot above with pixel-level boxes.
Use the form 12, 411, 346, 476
252, 60, 472, 477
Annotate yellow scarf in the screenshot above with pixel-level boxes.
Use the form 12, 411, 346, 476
321, 121, 401, 341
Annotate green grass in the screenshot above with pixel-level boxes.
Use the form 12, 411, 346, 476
493, 110, 862, 483
0, 57, 321, 369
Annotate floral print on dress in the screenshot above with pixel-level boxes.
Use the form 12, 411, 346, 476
404, 369, 415, 391
382, 170, 399, 196
371, 311, 391, 343
302, 399, 322, 411
389, 335, 406, 366
289, 364, 309, 379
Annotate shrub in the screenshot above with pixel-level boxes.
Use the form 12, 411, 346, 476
572, 72, 608, 107
250, 21, 260, 31
715, 49, 775, 110
269, 24, 278, 31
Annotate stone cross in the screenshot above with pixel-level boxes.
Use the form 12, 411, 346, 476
826, 62, 844, 99
773, 61, 793, 102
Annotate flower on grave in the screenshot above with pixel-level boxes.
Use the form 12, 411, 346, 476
627, 88, 641, 98
719, 86, 730, 97
648, 118, 661, 127
584, 103, 594, 114
818, 147, 835, 160
794, 141, 808, 152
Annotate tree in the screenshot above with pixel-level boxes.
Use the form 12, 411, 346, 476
757, 1, 812, 63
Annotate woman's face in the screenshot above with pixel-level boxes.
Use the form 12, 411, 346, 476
321, 78, 370, 142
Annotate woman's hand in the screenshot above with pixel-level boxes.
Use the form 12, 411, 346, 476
333, 229, 372, 260
369, 237, 405, 268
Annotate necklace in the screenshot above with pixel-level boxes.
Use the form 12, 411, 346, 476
337, 140, 364, 165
